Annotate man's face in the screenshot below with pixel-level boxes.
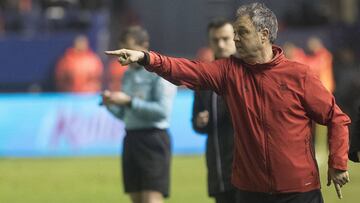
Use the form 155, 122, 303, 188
208, 24, 236, 59
233, 15, 265, 60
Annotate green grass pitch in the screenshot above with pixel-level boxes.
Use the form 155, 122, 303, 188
0, 155, 359, 203
1, 127, 360, 203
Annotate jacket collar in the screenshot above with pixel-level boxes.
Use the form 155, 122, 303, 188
233, 45, 286, 71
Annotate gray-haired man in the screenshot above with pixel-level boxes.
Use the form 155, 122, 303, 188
106, 3, 350, 203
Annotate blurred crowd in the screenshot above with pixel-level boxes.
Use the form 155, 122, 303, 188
54, 34, 128, 93
282, 37, 360, 127
0, 0, 107, 35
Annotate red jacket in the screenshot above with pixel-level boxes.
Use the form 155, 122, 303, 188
145, 46, 350, 193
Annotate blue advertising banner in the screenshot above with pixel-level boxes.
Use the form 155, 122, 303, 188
0, 90, 206, 157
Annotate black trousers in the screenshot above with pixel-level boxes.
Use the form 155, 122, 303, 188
236, 189, 324, 203
214, 189, 237, 203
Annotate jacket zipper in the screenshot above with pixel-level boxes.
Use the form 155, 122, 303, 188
260, 74, 273, 193
212, 93, 225, 191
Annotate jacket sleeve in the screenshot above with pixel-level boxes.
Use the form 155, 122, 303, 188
104, 70, 130, 120
130, 78, 177, 121
191, 91, 209, 134
303, 69, 351, 170
349, 106, 360, 162
145, 52, 228, 95
106, 104, 125, 120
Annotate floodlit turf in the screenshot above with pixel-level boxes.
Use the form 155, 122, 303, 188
0, 153, 359, 203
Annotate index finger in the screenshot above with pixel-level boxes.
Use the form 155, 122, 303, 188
334, 183, 343, 199
105, 50, 122, 56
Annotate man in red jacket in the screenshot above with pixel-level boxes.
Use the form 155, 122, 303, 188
106, 3, 350, 203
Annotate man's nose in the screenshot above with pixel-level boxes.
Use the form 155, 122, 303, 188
233, 33, 240, 42
233, 37, 238, 42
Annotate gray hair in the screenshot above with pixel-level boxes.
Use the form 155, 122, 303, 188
236, 3, 278, 43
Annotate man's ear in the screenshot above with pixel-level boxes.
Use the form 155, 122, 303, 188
260, 28, 270, 44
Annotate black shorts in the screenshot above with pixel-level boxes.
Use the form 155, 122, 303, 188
122, 128, 171, 197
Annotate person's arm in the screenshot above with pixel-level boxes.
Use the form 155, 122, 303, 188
101, 90, 126, 119
101, 71, 131, 120
145, 51, 229, 94
303, 69, 350, 195
130, 78, 177, 121
191, 91, 209, 134
303, 69, 351, 170
105, 49, 228, 94
349, 106, 360, 162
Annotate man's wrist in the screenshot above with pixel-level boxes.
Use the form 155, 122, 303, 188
138, 51, 150, 66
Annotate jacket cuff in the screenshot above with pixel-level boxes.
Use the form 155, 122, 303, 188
328, 156, 348, 171
138, 51, 150, 66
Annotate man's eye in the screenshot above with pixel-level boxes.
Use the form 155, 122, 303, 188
235, 30, 244, 35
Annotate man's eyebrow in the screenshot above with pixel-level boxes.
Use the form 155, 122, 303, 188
233, 25, 247, 30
